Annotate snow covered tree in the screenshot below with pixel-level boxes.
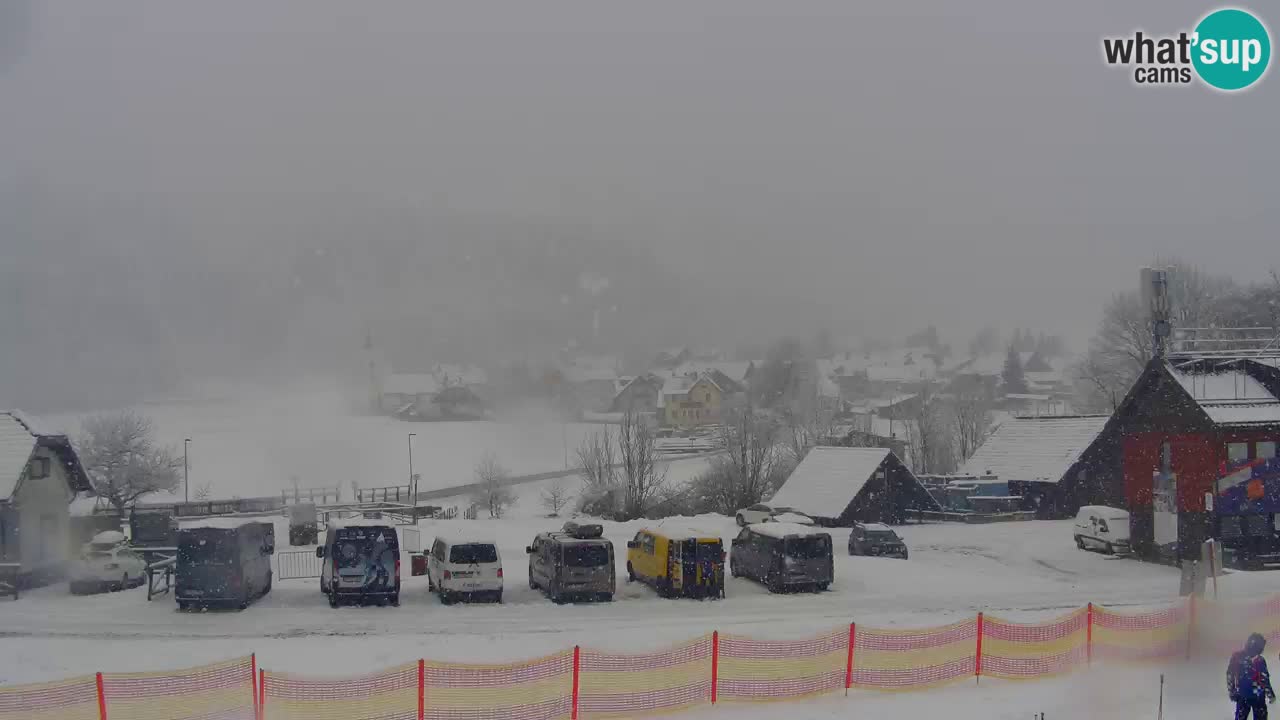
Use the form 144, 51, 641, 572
616, 409, 667, 520
696, 407, 786, 514
470, 452, 515, 519
540, 481, 571, 517
77, 411, 182, 516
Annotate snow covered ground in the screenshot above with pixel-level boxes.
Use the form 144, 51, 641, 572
42, 379, 614, 502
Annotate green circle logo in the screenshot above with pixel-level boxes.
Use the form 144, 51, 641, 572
1192, 8, 1271, 91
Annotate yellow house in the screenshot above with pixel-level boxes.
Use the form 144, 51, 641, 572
662, 373, 727, 427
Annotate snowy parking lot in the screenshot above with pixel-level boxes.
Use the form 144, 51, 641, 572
0, 516, 1237, 682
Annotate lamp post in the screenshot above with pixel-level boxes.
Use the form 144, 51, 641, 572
183, 438, 191, 504
408, 433, 416, 511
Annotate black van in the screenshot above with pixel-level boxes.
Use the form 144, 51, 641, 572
176, 521, 275, 610
729, 523, 833, 593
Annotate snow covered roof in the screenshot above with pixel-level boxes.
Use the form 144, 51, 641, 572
958, 415, 1111, 484
1165, 361, 1280, 427
383, 373, 440, 396
859, 523, 892, 531
431, 364, 488, 387
642, 521, 724, 539
671, 361, 751, 382
661, 376, 695, 398
768, 447, 892, 517
179, 517, 273, 530
750, 522, 829, 539
0, 411, 90, 501
430, 527, 498, 544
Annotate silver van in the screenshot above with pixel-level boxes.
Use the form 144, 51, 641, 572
526, 522, 615, 603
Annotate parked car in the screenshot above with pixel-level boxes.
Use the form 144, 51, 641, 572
69, 531, 147, 594
176, 520, 274, 610
735, 503, 799, 526
1073, 506, 1130, 554
527, 522, 615, 603
626, 526, 724, 599
848, 523, 909, 559
428, 534, 503, 604
317, 522, 401, 607
730, 523, 833, 593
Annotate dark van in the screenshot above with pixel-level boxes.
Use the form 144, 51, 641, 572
176, 520, 275, 610
730, 522, 833, 593
317, 523, 400, 607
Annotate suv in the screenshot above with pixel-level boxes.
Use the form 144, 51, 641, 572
730, 523, 833, 593
526, 522, 615, 603
848, 523, 909, 559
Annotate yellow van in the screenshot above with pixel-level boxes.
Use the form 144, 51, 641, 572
625, 526, 725, 599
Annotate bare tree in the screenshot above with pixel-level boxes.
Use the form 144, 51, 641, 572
950, 384, 994, 463
540, 481, 571, 517
77, 411, 182, 516
694, 407, 785, 515
902, 384, 956, 475
193, 482, 213, 501
616, 409, 667, 520
781, 403, 837, 465
576, 425, 618, 515
1073, 261, 1234, 412
469, 451, 516, 519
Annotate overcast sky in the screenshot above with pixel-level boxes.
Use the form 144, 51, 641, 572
1, 0, 1276, 408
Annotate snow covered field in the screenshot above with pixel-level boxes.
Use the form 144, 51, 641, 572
43, 380, 614, 502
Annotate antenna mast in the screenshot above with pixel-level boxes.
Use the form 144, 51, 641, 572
1142, 267, 1172, 359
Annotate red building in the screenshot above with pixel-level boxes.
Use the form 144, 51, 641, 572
1111, 356, 1280, 564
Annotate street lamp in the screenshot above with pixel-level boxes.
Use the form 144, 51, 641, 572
183, 438, 191, 504
408, 433, 417, 510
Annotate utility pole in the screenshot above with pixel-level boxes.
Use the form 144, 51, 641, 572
408, 433, 417, 514
183, 438, 191, 503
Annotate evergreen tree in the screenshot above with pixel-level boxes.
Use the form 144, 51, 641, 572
1002, 345, 1029, 394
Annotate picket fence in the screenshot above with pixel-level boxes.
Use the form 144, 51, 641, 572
4, 593, 1277, 720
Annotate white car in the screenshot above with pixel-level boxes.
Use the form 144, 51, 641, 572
735, 503, 800, 526
428, 535, 503, 604
69, 531, 147, 594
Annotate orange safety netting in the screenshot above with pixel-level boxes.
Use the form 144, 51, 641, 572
718, 628, 847, 702
852, 618, 978, 690
422, 651, 573, 720
0, 673, 99, 720
8, 595, 1279, 720
578, 635, 712, 717
980, 609, 1088, 680
264, 661, 417, 720
102, 655, 255, 720
1092, 603, 1190, 663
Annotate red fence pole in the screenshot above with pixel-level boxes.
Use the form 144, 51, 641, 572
1086, 603, 1094, 666
251, 654, 258, 719
975, 612, 984, 685
258, 669, 266, 720
571, 646, 581, 720
845, 622, 856, 696
1186, 593, 1196, 661
418, 659, 425, 720
95, 672, 107, 720
711, 631, 719, 704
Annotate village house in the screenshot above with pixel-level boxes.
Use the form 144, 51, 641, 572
660, 371, 746, 427
0, 411, 92, 588
611, 374, 663, 415
378, 373, 440, 415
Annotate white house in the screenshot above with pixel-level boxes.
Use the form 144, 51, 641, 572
0, 411, 92, 587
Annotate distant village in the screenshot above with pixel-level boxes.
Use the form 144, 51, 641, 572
368, 327, 1074, 478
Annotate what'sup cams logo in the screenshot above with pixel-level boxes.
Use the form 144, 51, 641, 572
1103, 7, 1271, 91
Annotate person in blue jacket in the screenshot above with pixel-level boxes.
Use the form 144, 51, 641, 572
1229, 633, 1275, 719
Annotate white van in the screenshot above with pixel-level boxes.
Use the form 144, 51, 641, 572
1073, 506, 1130, 554
428, 534, 503, 604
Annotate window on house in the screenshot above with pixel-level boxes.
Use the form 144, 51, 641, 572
1258, 442, 1277, 460
1229, 442, 1250, 464
28, 457, 50, 480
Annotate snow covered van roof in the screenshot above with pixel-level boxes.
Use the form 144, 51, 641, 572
750, 522, 829, 539
641, 521, 723, 539
958, 415, 1111, 484
767, 447, 891, 517
180, 517, 274, 530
